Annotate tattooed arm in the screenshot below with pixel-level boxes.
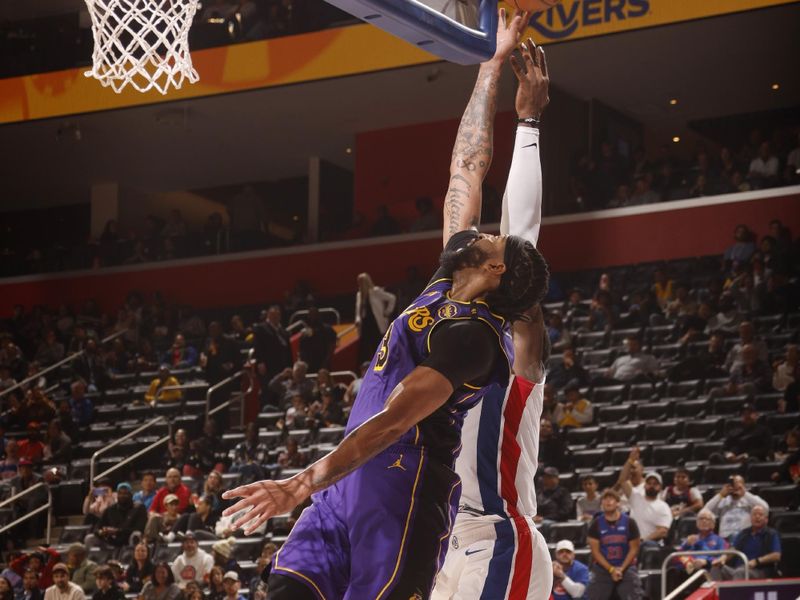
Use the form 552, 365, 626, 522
221, 365, 453, 533
443, 9, 528, 247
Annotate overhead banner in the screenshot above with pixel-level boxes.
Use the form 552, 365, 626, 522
0, 0, 795, 125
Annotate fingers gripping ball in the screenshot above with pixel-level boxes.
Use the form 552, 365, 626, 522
513, 0, 562, 11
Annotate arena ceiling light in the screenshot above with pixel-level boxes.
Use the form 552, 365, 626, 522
672, 136, 681, 143
771, 83, 780, 90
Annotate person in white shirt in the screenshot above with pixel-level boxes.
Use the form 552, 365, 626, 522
747, 141, 780, 188
44, 564, 85, 600
704, 475, 769, 540
603, 335, 660, 383
618, 449, 672, 547
171, 532, 214, 589
354, 272, 397, 363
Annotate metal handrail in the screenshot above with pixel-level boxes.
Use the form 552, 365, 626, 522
152, 382, 206, 406
0, 329, 128, 400
286, 320, 306, 334
93, 435, 170, 483
305, 370, 357, 383
289, 308, 341, 325
664, 568, 711, 600
90, 416, 166, 484
205, 370, 245, 418
336, 324, 357, 339
0, 483, 52, 544
661, 549, 750, 599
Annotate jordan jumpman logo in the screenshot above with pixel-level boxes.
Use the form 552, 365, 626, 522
387, 454, 407, 471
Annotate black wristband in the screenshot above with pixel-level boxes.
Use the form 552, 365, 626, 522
517, 116, 541, 127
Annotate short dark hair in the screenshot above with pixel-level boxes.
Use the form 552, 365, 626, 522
95, 567, 114, 581
487, 236, 550, 322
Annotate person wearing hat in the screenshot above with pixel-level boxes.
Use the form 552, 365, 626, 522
85, 483, 147, 548
90, 568, 124, 600
535, 467, 575, 526
143, 493, 182, 543
553, 381, 593, 430
211, 538, 240, 575
552, 540, 589, 600
171, 532, 213, 589
222, 572, 244, 600
617, 448, 671, 547
65, 544, 96, 594
586, 488, 643, 600
44, 564, 85, 600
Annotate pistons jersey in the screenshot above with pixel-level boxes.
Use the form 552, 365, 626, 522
345, 277, 514, 467
456, 374, 545, 518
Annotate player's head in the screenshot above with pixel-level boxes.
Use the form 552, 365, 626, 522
440, 233, 549, 321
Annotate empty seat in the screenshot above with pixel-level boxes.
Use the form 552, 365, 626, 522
672, 515, 698, 545
257, 412, 284, 429
713, 396, 749, 415
571, 448, 610, 470
585, 470, 618, 489
576, 331, 608, 350
603, 422, 640, 445
643, 421, 682, 442
566, 426, 604, 447
546, 521, 587, 546
771, 511, 800, 533
704, 377, 730, 392
692, 441, 724, 461
288, 429, 312, 445
635, 401, 673, 421
745, 461, 783, 484
702, 464, 743, 485
652, 444, 691, 466
638, 545, 665, 570
597, 404, 634, 425
232, 537, 264, 561
647, 325, 677, 345
628, 383, 656, 401
767, 413, 800, 435
610, 328, 643, 346
666, 380, 702, 398
581, 349, 615, 368
758, 485, 797, 509
260, 430, 284, 448
60, 524, 92, 544
779, 533, 800, 577
683, 417, 722, 440
650, 343, 682, 360
317, 427, 346, 445
674, 399, 710, 419
754, 393, 782, 412
592, 385, 627, 404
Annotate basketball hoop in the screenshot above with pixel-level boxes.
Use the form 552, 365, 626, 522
83, 0, 200, 94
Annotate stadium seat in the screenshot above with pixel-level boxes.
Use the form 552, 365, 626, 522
581, 349, 615, 368
571, 448, 610, 470
603, 422, 641, 445
713, 395, 749, 415
597, 404, 634, 425
566, 426, 604, 447
638, 545, 665, 570
745, 461, 783, 484
674, 399, 710, 418
672, 515, 698, 544
758, 485, 798, 509
261, 430, 284, 448
754, 314, 782, 332
573, 548, 592, 566
54, 479, 87, 517
59, 524, 92, 544
703, 464, 743, 484
592, 385, 627, 404
767, 413, 800, 435
318, 426, 346, 445
558, 472, 578, 492
650, 343, 681, 360
576, 330, 608, 350
643, 421, 682, 442
771, 512, 800, 533
666, 380, 702, 398
704, 377, 730, 392
257, 411, 284, 428
634, 401, 673, 421
610, 328, 643, 346
692, 441, 724, 460
628, 383, 656, 401
546, 521, 587, 546
652, 444, 691, 466
754, 392, 782, 412
647, 325, 676, 345
232, 537, 264, 560
779, 534, 800, 577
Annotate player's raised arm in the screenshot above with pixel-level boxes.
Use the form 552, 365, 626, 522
443, 9, 528, 247
505, 39, 551, 380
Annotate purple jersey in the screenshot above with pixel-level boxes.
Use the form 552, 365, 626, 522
346, 277, 515, 466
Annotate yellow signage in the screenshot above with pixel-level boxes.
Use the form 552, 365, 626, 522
0, 0, 794, 125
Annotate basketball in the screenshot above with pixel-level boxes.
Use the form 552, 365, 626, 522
513, 0, 562, 12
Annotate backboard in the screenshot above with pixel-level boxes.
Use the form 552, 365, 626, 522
324, 0, 498, 65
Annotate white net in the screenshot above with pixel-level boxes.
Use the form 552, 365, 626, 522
84, 0, 200, 94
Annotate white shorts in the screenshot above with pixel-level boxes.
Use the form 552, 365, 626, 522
432, 512, 552, 600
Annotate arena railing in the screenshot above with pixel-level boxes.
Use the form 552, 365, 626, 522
289, 308, 341, 326
205, 369, 252, 421
305, 370, 357, 383
152, 381, 209, 406
0, 329, 129, 401
89, 416, 167, 485
0, 482, 52, 544
661, 549, 750, 599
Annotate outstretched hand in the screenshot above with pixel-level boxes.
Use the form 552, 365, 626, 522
221, 478, 308, 535
491, 8, 529, 64
510, 38, 550, 119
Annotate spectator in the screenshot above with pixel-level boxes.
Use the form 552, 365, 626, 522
354, 272, 397, 363
553, 382, 593, 429
587, 290, 617, 333
9, 548, 60, 590
71, 339, 108, 392
665, 283, 697, 319
773, 344, 798, 392
408, 196, 438, 232
586, 488, 643, 600
144, 366, 183, 405
0, 439, 18, 479
298, 307, 337, 373
206, 568, 225, 600
171, 532, 213, 589
618, 457, 671, 547
43, 419, 72, 463
660, 467, 703, 519
85, 482, 147, 549
268, 361, 315, 407
551, 540, 589, 600
253, 306, 292, 383
343, 361, 369, 406
65, 545, 96, 595
546, 311, 573, 353
538, 418, 570, 471
173, 495, 216, 537
310, 386, 344, 427
211, 539, 240, 575
9, 459, 47, 544
221, 573, 244, 600
164, 429, 190, 473
651, 268, 674, 311
35, 331, 65, 367
163, 334, 197, 369
712, 506, 781, 580
772, 428, 800, 483
600, 335, 661, 383
124, 544, 154, 595
0, 576, 13, 600
629, 174, 660, 205
535, 467, 574, 525
161, 209, 188, 240
68, 382, 93, 428
143, 494, 182, 543
541, 385, 558, 424
18, 422, 45, 464
747, 142, 780, 188
369, 205, 400, 237
704, 475, 769, 539
719, 404, 773, 464
723, 225, 756, 271
133, 472, 157, 511
91, 568, 124, 600
190, 420, 228, 474
283, 394, 309, 431
24, 390, 56, 426
44, 564, 84, 600
249, 543, 277, 599
673, 510, 727, 577
82, 479, 115, 527
149, 468, 192, 514
200, 322, 237, 385
21, 569, 43, 600
576, 475, 601, 522
230, 423, 268, 483
194, 470, 226, 518
277, 438, 308, 469
138, 563, 180, 600
722, 344, 772, 396
724, 322, 769, 374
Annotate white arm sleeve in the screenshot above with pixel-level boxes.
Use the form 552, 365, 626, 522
561, 576, 587, 598
500, 126, 542, 246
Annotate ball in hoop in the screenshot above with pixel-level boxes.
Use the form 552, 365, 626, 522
513, 0, 562, 11
83, 0, 200, 94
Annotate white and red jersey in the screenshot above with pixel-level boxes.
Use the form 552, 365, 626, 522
456, 374, 544, 518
